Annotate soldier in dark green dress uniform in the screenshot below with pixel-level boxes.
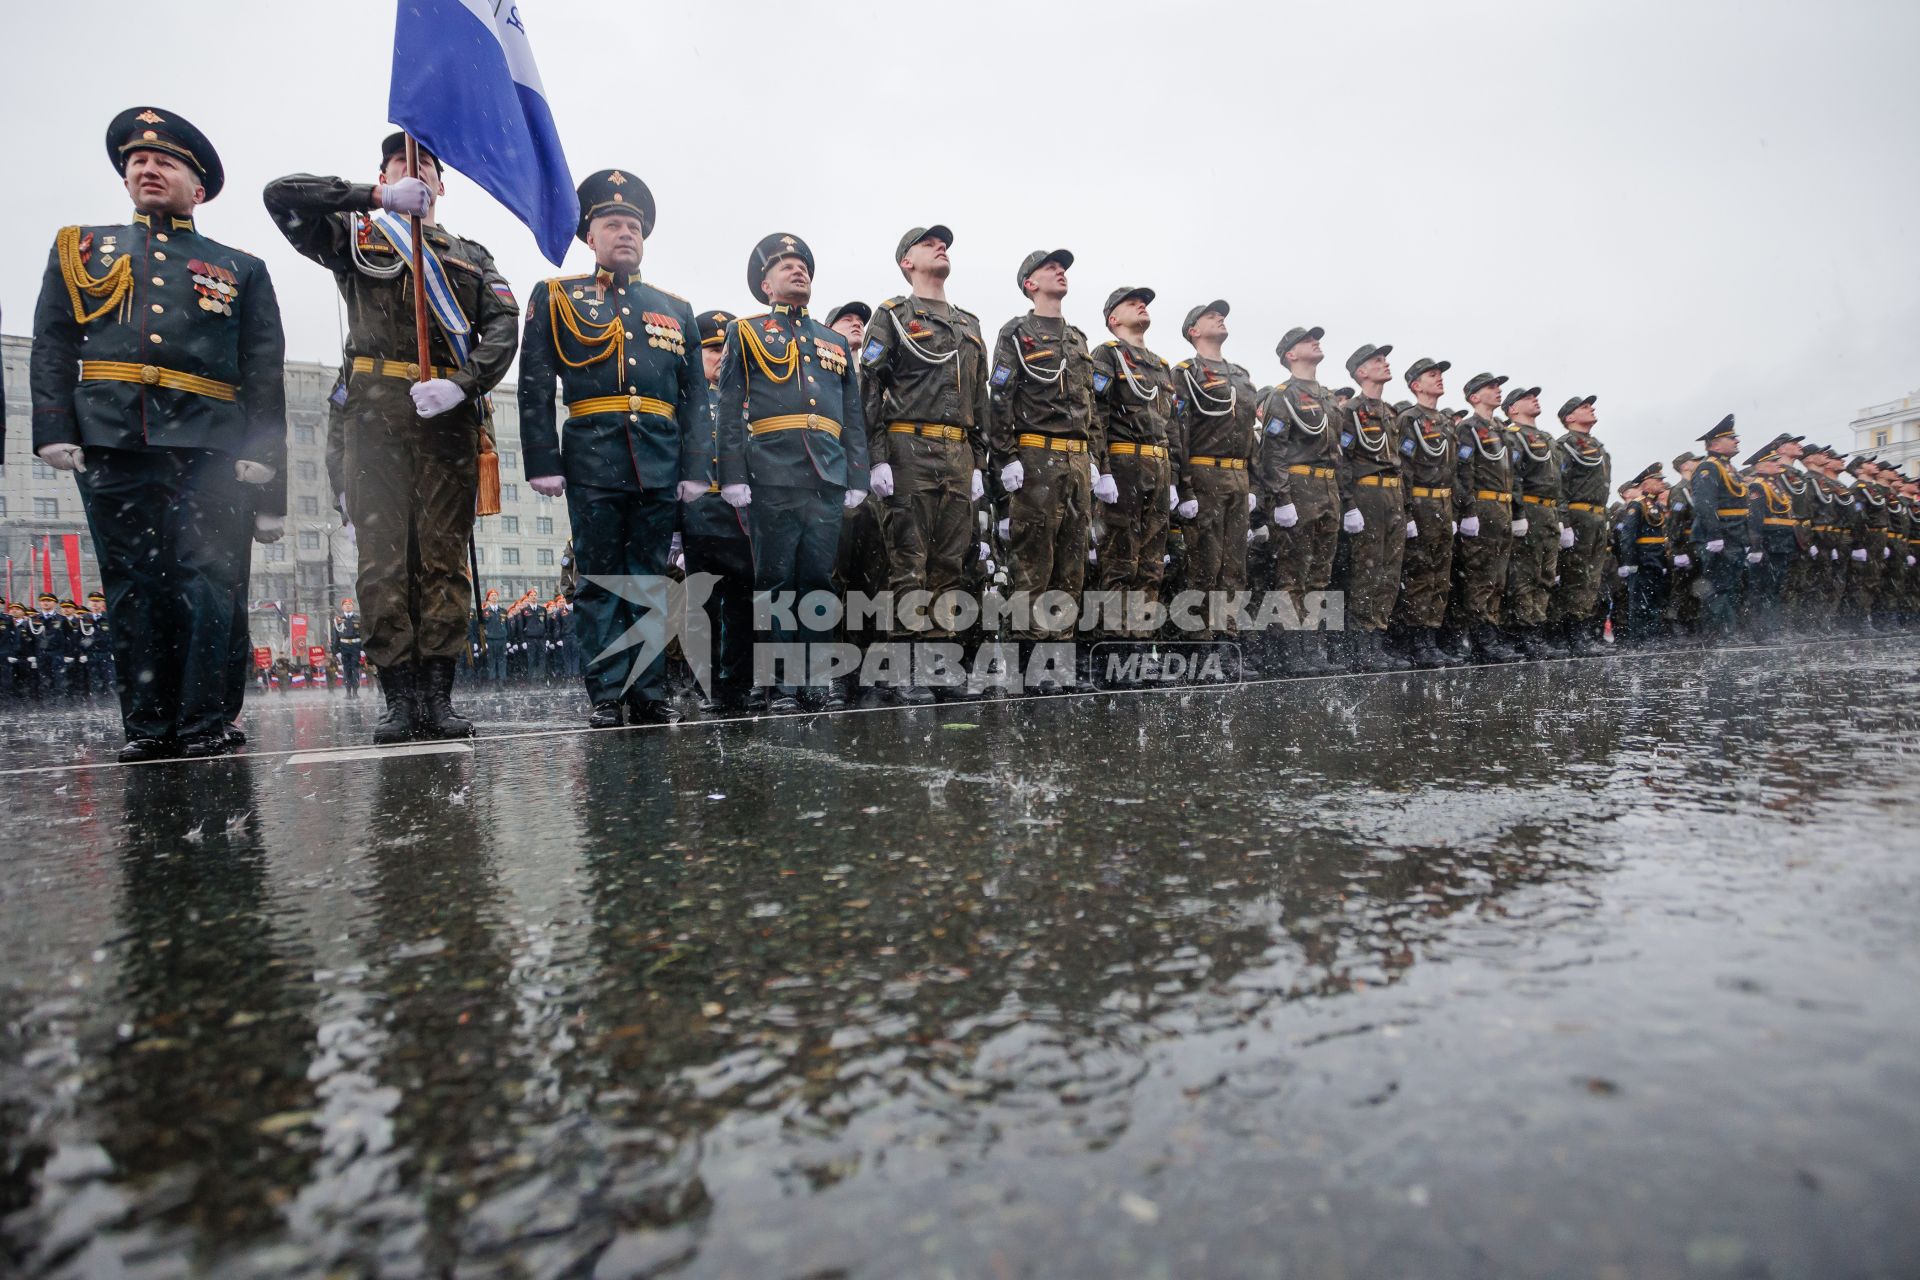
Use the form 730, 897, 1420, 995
518, 170, 710, 727
79, 591, 113, 694
860, 227, 991, 703
683, 309, 756, 714
1688, 415, 1752, 635
828, 300, 893, 703
1390, 357, 1465, 668
715, 234, 871, 714
1549, 395, 1611, 654
265, 133, 520, 743
988, 249, 1105, 692
1743, 442, 1798, 636
1800, 445, 1852, 628
1665, 452, 1703, 639
1451, 373, 1523, 663
332, 598, 364, 697
1332, 343, 1409, 672
1254, 325, 1344, 673
1615, 463, 1671, 645
32, 107, 286, 759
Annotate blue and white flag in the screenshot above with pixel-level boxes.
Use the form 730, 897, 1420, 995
389, 0, 574, 265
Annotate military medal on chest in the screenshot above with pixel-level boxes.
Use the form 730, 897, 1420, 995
189, 259, 237, 315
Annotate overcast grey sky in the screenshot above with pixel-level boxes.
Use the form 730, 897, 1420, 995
5, 0, 1915, 474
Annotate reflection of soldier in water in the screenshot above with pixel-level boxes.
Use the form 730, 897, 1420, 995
89, 762, 319, 1249
361, 755, 520, 1274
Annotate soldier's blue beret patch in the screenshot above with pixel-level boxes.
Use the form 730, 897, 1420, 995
1400, 439, 1416, 455
861, 338, 884, 365
1175, 399, 1185, 413
1340, 433, 1353, 448
1266, 420, 1287, 437
1092, 372, 1111, 393
992, 364, 1011, 387
1458, 444, 1475, 461
328, 382, 348, 409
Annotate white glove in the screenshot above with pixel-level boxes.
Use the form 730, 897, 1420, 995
1088, 546, 1098, 564
1093, 473, 1119, 505
1808, 545, 1820, 557
1272, 503, 1299, 528
721, 483, 752, 508
843, 488, 868, 509
1745, 550, 1764, 565
1451, 520, 1459, 534
1176, 498, 1199, 520
1167, 485, 1180, 512
1000, 459, 1025, 493
235, 460, 275, 485
1705, 539, 1725, 554
1909, 555, 1917, 567
1247, 491, 1259, 513
1511, 518, 1530, 537
1405, 520, 1419, 539
530, 475, 566, 498
1618, 565, 1637, 578
36, 444, 86, 473
673, 479, 705, 503
253, 514, 286, 544
1342, 508, 1365, 534
1883, 546, 1892, 559
1851, 548, 1868, 562
1559, 525, 1575, 548
1459, 515, 1481, 538
1673, 554, 1691, 568
1248, 525, 1270, 545
971, 469, 984, 503
977, 541, 991, 562
997, 517, 1010, 541
1829, 549, 1839, 561
379, 175, 434, 218
869, 462, 895, 498
409, 377, 466, 418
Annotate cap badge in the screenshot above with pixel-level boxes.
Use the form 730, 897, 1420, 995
136, 110, 165, 124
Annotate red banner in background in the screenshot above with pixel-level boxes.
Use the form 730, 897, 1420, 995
62, 534, 83, 604
254, 646, 272, 670
290, 614, 308, 656
40, 537, 54, 596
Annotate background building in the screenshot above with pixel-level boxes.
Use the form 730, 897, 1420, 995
3, 333, 566, 654
1849, 388, 1920, 475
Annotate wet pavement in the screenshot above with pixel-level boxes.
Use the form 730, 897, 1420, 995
2, 636, 1918, 1279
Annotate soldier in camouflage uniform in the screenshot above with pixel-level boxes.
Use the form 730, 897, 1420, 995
265, 134, 520, 742
1254, 325, 1346, 674
1169, 301, 1258, 660
859, 228, 992, 703
1548, 395, 1611, 654
1500, 385, 1567, 658
989, 249, 1103, 694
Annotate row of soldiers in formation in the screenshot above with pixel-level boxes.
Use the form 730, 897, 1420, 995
0, 593, 113, 698
20, 108, 1916, 756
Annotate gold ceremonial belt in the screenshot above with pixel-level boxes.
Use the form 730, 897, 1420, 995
1476, 489, 1512, 502
1567, 501, 1604, 513
1762, 517, 1796, 527
1108, 442, 1169, 459
1409, 485, 1450, 499
1521, 494, 1557, 506
1190, 455, 1247, 469
1356, 475, 1401, 488
751, 413, 841, 439
79, 360, 236, 402
1285, 464, 1335, 478
1635, 536, 1667, 544
570, 395, 674, 419
351, 356, 451, 380
888, 422, 966, 441
1716, 507, 1748, 517
1016, 433, 1088, 453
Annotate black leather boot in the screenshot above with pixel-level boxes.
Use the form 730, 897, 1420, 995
374, 666, 419, 744
417, 657, 474, 739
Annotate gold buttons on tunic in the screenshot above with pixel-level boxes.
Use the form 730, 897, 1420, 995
149, 334, 163, 344
151, 304, 164, 314
151, 276, 165, 286
153, 251, 167, 261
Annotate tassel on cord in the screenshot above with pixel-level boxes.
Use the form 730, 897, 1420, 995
57, 226, 134, 324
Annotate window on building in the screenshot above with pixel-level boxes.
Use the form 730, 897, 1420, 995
502, 547, 521, 566
294, 423, 317, 445
501, 515, 520, 533
537, 548, 555, 566
1874, 429, 1890, 447
264, 543, 287, 562
475, 547, 487, 564
298, 530, 322, 550
35, 498, 58, 519
0, 497, 7, 518
535, 516, 553, 536
32, 460, 54, 480
296, 461, 317, 481
500, 483, 520, 503
503, 450, 518, 469
298, 496, 320, 516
